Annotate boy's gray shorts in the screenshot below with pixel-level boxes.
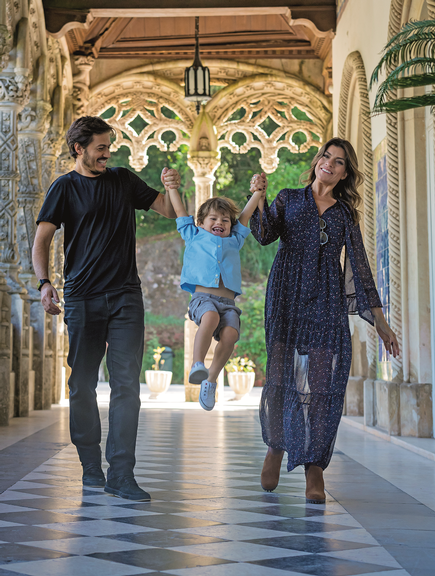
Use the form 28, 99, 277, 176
188, 292, 242, 342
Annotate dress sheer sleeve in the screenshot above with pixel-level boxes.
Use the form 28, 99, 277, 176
250, 189, 286, 246
344, 221, 383, 325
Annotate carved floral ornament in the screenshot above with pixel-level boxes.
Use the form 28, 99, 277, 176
88, 72, 331, 173
207, 77, 331, 173
89, 77, 195, 172
0, 75, 30, 106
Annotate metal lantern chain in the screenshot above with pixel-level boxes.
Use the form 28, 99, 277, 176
184, 16, 211, 114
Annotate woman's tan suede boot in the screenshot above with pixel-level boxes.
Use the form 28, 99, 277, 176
261, 447, 284, 492
305, 464, 326, 504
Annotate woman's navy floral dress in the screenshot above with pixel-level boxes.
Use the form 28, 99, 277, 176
250, 186, 382, 471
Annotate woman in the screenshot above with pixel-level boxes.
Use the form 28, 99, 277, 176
249, 138, 399, 503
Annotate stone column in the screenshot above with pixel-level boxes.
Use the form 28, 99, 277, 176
16, 53, 55, 413
54, 97, 75, 401
187, 152, 220, 214
0, 70, 31, 422
0, 272, 11, 424
72, 54, 95, 119
41, 83, 66, 406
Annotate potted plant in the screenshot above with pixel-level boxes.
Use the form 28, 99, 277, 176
225, 356, 256, 400
145, 346, 172, 399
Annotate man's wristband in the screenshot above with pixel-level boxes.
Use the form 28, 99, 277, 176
37, 279, 51, 291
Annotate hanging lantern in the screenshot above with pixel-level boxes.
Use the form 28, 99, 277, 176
184, 16, 211, 114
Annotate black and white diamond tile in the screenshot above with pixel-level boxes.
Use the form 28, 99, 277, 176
0, 409, 412, 575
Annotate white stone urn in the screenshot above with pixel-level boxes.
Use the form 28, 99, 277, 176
227, 371, 255, 400
145, 370, 172, 399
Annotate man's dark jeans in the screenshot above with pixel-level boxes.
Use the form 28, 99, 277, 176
64, 291, 144, 481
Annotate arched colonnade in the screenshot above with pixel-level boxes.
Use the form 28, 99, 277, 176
0, 0, 333, 424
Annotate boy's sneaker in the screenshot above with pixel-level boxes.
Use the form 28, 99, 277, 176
199, 380, 217, 411
189, 361, 209, 384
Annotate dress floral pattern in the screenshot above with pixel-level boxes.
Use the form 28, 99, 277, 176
251, 186, 382, 471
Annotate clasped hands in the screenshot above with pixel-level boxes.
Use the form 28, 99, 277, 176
250, 172, 268, 197
161, 167, 181, 191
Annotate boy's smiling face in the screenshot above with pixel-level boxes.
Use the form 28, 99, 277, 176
199, 209, 232, 238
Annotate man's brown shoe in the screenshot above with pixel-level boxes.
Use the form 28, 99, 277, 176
305, 464, 326, 504
261, 447, 285, 492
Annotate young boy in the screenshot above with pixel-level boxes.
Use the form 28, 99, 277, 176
166, 179, 266, 411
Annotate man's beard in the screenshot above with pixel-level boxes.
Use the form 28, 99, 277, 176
83, 149, 106, 175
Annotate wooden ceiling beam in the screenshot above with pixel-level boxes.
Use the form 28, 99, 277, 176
97, 48, 319, 59
113, 32, 299, 48
43, 2, 336, 36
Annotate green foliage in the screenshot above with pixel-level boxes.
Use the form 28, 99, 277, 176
108, 144, 195, 238
215, 146, 316, 280
370, 19, 435, 114
266, 147, 317, 199
235, 282, 268, 383
142, 313, 185, 383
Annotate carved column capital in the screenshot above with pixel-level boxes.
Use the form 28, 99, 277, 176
0, 74, 30, 108
187, 152, 220, 211
18, 101, 52, 135
188, 152, 220, 180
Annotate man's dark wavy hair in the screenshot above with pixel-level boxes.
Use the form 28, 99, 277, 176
66, 116, 115, 159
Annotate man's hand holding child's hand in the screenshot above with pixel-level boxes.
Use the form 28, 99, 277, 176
161, 167, 181, 191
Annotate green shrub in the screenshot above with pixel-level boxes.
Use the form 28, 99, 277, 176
234, 281, 268, 385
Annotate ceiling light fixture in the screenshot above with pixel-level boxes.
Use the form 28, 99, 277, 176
184, 17, 211, 114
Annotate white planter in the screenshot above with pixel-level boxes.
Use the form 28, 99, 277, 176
227, 371, 255, 400
145, 370, 172, 399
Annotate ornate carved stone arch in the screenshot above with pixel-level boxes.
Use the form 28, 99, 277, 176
206, 74, 332, 173
338, 51, 377, 378
88, 74, 196, 171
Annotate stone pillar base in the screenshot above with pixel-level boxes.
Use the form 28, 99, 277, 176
345, 376, 364, 416
363, 378, 375, 426
374, 379, 400, 435
400, 383, 433, 437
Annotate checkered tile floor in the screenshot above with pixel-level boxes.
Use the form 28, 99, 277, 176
0, 408, 415, 575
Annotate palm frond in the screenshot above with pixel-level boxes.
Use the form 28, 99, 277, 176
372, 93, 435, 115
386, 57, 435, 80
370, 33, 435, 88
373, 57, 435, 105
374, 75, 435, 109
383, 19, 435, 50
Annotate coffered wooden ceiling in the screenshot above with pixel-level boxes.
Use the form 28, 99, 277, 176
43, 1, 336, 61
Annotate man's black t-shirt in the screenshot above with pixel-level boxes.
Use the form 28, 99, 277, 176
37, 167, 159, 300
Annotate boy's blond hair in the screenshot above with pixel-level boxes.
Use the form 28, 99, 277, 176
196, 197, 239, 227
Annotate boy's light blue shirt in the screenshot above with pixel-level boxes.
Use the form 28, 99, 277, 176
176, 215, 250, 297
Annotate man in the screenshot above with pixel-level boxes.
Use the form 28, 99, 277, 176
32, 116, 179, 501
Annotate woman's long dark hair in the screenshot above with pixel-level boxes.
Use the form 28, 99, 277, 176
301, 137, 364, 224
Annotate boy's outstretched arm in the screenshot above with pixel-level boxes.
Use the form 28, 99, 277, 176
163, 174, 188, 218
160, 167, 187, 218
238, 172, 268, 227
